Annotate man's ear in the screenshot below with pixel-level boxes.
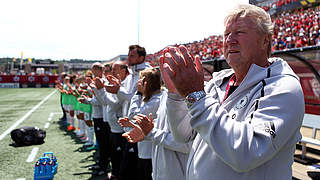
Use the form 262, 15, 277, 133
264, 35, 271, 48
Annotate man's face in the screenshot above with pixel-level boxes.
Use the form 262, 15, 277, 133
128, 48, 143, 66
223, 16, 267, 69
104, 67, 112, 77
92, 67, 103, 78
112, 64, 126, 81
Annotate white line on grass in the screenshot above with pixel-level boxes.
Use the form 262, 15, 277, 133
26, 147, 39, 162
48, 112, 62, 122
44, 122, 50, 129
16, 178, 26, 180
48, 112, 54, 121
0, 90, 56, 141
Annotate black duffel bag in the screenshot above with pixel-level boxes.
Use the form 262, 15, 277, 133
10, 126, 46, 146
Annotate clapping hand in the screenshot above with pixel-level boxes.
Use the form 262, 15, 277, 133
159, 53, 177, 93
105, 75, 121, 94
86, 77, 96, 89
134, 113, 154, 136
121, 119, 145, 143
118, 117, 132, 127
78, 95, 88, 104
94, 77, 104, 90
160, 45, 204, 97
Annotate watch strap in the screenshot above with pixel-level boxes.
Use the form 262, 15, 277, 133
185, 90, 206, 108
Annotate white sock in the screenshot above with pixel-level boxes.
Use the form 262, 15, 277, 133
71, 116, 75, 127
80, 120, 85, 135
77, 119, 81, 133
66, 113, 71, 125
87, 126, 94, 145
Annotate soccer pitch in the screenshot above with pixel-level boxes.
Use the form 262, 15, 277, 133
0, 88, 106, 180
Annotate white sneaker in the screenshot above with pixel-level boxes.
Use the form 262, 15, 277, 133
76, 130, 82, 136
84, 142, 93, 146
81, 137, 88, 143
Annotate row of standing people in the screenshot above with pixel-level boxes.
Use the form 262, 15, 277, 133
58, 44, 189, 180
57, 4, 306, 180
119, 4, 305, 180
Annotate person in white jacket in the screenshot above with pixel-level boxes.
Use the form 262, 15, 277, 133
122, 68, 162, 180
160, 4, 305, 180
79, 62, 110, 176
105, 45, 152, 180
93, 61, 129, 180
121, 67, 191, 180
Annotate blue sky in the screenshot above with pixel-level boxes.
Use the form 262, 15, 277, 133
0, 0, 248, 60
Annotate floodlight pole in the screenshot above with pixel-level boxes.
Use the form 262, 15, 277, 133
137, 0, 141, 45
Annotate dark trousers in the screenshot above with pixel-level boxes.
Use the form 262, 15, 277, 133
60, 94, 66, 120
119, 141, 138, 180
93, 118, 111, 171
109, 132, 126, 178
138, 158, 152, 180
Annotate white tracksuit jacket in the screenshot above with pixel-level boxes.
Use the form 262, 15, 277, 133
128, 91, 162, 159
84, 87, 103, 119
117, 62, 152, 116
146, 90, 191, 180
167, 58, 305, 180
95, 88, 124, 133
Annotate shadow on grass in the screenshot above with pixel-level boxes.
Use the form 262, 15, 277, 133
9, 141, 45, 148
73, 171, 109, 180
79, 154, 95, 163
57, 118, 112, 180
74, 151, 111, 180
56, 119, 85, 145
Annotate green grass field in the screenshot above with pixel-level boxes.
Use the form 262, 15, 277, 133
0, 88, 107, 180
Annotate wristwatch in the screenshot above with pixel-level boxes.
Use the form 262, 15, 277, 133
185, 90, 206, 108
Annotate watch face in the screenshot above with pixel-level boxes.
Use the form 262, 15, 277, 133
186, 91, 205, 105
188, 96, 196, 103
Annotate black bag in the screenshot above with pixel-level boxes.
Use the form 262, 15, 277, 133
10, 126, 46, 146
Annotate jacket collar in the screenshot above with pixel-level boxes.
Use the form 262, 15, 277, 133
129, 62, 152, 73
212, 58, 298, 91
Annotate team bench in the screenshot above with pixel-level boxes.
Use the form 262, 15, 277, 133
299, 113, 320, 159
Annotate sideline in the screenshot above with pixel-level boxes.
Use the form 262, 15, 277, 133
26, 147, 39, 162
44, 112, 62, 129
0, 90, 56, 141
44, 122, 50, 129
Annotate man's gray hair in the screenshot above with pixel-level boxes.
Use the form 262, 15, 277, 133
91, 62, 103, 69
224, 4, 274, 57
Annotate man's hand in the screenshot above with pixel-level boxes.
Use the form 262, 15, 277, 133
105, 75, 121, 94
118, 117, 132, 127
159, 54, 178, 93
94, 77, 104, 90
86, 77, 96, 89
161, 45, 204, 97
78, 95, 88, 104
122, 121, 145, 143
134, 113, 154, 136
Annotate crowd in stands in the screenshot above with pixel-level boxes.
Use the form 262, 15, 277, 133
273, 6, 320, 50
146, 5, 320, 65
260, 0, 300, 12
146, 35, 224, 66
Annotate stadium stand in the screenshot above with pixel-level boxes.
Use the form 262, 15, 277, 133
146, 3, 320, 65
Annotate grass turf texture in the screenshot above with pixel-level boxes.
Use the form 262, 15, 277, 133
0, 88, 108, 180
